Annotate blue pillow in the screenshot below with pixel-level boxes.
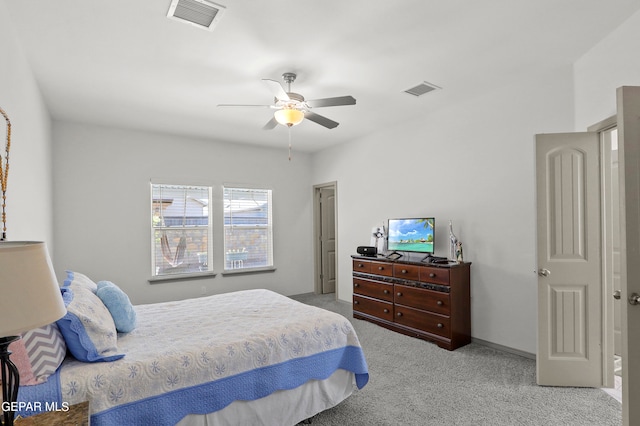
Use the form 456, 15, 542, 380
56, 286, 124, 362
96, 281, 137, 333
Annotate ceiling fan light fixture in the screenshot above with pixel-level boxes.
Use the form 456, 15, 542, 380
274, 108, 304, 127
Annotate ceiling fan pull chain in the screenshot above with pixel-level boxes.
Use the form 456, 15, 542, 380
288, 126, 292, 161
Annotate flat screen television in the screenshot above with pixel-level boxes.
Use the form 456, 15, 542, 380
387, 218, 435, 254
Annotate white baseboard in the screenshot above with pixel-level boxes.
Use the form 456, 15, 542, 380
472, 337, 536, 360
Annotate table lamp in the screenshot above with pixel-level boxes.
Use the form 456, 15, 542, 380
0, 242, 67, 426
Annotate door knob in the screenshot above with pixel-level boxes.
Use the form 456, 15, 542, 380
613, 290, 621, 300
537, 268, 550, 277
629, 293, 640, 306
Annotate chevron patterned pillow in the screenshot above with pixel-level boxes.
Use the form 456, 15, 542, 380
8, 323, 67, 385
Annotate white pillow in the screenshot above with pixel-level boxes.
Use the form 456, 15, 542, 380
56, 285, 123, 362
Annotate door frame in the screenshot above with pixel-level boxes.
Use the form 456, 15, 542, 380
587, 115, 618, 390
313, 181, 338, 298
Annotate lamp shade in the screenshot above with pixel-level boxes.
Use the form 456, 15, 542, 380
0, 241, 66, 337
274, 108, 304, 127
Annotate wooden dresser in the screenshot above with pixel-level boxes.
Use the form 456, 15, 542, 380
351, 255, 471, 350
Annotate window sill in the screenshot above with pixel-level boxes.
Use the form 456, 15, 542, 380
221, 266, 277, 276
148, 271, 216, 284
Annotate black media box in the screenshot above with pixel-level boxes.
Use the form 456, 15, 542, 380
357, 246, 377, 257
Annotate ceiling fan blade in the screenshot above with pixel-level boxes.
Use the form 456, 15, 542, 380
306, 96, 356, 108
262, 79, 290, 101
304, 111, 339, 129
262, 117, 278, 130
217, 104, 273, 108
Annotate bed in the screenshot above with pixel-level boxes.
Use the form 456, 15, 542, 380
16, 285, 369, 426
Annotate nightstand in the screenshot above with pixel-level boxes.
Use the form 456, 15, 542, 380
14, 401, 89, 426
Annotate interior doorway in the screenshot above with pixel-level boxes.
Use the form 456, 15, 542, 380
535, 117, 622, 398
595, 124, 622, 364
535, 131, 606, 387
589, 119, 622, 401
606, 126, 624, 398
313, 182, 338, 296
534, 87, 640, 425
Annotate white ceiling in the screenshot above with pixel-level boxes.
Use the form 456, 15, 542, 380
5, 0, 640, 152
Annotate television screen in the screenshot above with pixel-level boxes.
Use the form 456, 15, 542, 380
387, 218, 435, 254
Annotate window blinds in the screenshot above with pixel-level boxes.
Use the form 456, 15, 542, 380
223, 187, 273, 270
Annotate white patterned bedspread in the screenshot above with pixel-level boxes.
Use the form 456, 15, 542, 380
18, 289, 369, 426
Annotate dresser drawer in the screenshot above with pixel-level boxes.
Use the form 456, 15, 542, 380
393, 264, 420, 281
394, 305, 450, 338
352, 259, 372, 273
354, 278, 393, 302
419, 266, 450, 285
369, 261, 393, 277
353, 295, 394, 321
394, 284, 450, 315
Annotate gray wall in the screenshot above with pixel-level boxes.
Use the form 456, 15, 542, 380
52, 122, 314, 304
311, 9, 640, 355
311, 66, 575, 355
574, 11, 640, 128
0, 1, 54, 245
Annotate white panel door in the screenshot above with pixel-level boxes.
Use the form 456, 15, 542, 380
320, 187, 336, 294
616, 86, 640, 426
536, 132, 607, 387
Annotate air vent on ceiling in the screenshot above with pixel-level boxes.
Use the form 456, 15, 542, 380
404, 81, 441, 97
167, 0, 226, 31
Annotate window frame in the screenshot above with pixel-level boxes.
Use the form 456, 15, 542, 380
221, 185, 275, 274
149, 182, 214, 282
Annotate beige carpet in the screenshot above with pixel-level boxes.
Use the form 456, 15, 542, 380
291, 292, 622, 426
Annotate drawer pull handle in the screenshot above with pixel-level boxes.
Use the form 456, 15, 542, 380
401, 269, 408, 274
429, 273, 436, 278
383, 289, 389, 294
354, 300, 359, 305
396, 312, 403, 317
354, 283, 359, 287
383, 309, 389, 313
437, 300, 443, 306
358, 263, 364, 267
397, 292, 402, 297
378, 266, 384, 270
437, 323, 444, 328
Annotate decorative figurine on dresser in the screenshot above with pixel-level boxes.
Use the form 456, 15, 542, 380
351, 255, 471, 350
449, 220, 458, 262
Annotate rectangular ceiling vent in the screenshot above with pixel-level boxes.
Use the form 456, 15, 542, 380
167, 0, 226, 31
404, 81, 441, 97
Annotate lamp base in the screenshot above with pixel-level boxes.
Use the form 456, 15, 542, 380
1, 336, 20, 426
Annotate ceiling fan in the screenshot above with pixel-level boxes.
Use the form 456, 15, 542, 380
218, 72, 356, 130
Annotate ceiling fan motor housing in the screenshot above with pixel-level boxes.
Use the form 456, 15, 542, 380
282, 72, 297, 85
276, 92, 305, 107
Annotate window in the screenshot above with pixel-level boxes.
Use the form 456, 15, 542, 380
151, 184, 212, 277
223, 187, 273, 271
